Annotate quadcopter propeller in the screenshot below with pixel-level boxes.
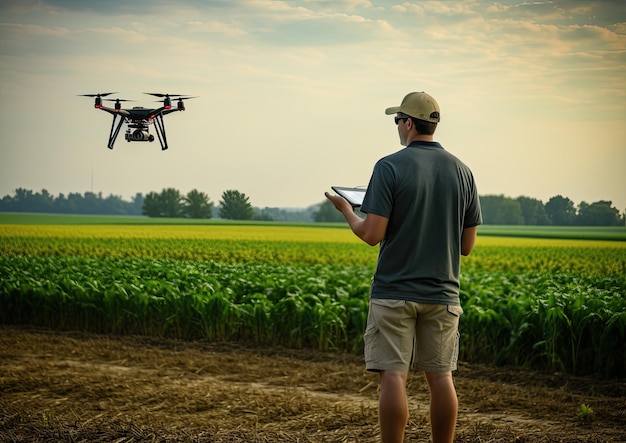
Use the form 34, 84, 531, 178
78, 92, 118, 98
144, 92, 187, 98
79, 92, 120, 108
152, 96, 198, 102
145, 93, 197, 111
102, 98, 136, 111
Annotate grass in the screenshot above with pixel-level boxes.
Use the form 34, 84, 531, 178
0, 213, 345, 229
478, 224, 626, 241
1, 213, 624, 241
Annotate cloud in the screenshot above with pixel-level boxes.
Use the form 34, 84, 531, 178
303, 0, 375, 11
185, 20, 248, 37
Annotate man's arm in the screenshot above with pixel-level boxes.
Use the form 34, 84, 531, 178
325, 192, 388, 246
461, 225, 478, 256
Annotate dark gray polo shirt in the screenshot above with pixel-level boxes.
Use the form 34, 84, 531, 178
360, 141, 482, 305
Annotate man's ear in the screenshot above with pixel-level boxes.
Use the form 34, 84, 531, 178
406, 117, 415, 133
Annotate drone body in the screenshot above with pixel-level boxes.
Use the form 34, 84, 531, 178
79, 92, 195, 150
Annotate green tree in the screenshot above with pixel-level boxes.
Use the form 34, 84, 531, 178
183, 189, 213, 219
219, 189, 253, 220
479, 195, 524, 224
103, 194, 127, 215
577, 200, 621, 226
545, 195, 576, 225
253, 207, 275, 221
32, 189, 55, 212
67, 193, 84, 213
132, 193, 143, 215
314, 200, 346, 222
160, 188, 183, 217
54, 193, 75, 213
496, 199, 524, 225
13, 188, 33, 212
82, 192, 101, 214
517, 196, 551, 225
142, 191, 161, 217
142, 188, 183, 217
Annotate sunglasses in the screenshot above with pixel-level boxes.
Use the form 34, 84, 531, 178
394, 115, 409, 125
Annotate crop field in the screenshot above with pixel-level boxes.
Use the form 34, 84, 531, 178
1, 217, 624, 378
1, 215, 625, 442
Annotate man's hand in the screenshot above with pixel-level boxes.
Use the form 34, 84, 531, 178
324, 191, 388, 246
325, 192, 353, 215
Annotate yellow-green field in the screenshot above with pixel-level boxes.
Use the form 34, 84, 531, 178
2, 223, 624, 274
0, 224, 362, 242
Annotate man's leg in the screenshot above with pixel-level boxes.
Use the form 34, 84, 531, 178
424, 371, 457, 443
379, 370, 408, 443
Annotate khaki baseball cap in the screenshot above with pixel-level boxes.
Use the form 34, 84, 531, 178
385, 91, 440, 123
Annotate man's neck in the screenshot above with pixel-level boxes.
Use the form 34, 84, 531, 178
406, 134, 434, 144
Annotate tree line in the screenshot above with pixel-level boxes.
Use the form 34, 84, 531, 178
0, 188, 623, 226
479, 194, 623, 226
0, 188, 143, 216
315, 194, 624, 226
0, 188, 316, 222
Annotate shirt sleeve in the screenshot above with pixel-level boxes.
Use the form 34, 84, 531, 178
463, 171, 483, 228
360, 159, 395, 218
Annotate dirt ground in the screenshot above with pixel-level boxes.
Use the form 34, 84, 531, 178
1, 326, 624, 442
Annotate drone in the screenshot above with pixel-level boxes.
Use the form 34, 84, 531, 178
79, 92, 196, 150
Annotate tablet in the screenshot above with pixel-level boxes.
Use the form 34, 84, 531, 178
331, 186, 367, 207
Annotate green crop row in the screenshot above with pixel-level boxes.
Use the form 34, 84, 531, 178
459, 271, 625, 377
0, 256, 371, 352
1, 255, 624, 377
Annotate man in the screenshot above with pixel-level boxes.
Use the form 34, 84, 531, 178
325, 91, 482, 443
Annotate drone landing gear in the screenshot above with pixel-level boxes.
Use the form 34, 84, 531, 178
107, 113, 125, 150
107, 115, 169, 150
152, 113, 169, 151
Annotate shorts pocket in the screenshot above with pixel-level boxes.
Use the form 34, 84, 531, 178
446, 305, 463, 317
363, 322, 378, 360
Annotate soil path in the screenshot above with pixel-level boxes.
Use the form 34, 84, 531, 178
1, 327, 624, 442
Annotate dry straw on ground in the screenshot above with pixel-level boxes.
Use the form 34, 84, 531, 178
1, 326, 624, 442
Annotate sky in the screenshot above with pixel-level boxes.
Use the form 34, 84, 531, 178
1, 0, 625, 212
